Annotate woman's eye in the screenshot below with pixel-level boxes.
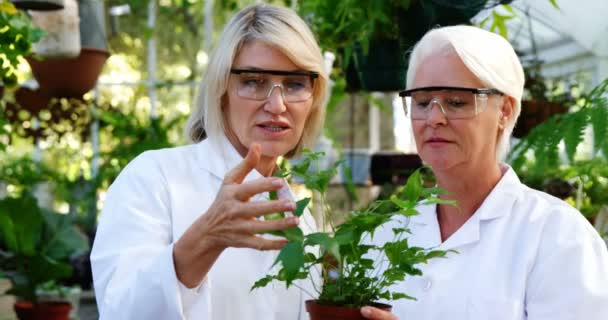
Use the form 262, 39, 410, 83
447, 100, 467, 108
241, 77, 264, 87
285, 81, 306, 91
415, 100, 431, 108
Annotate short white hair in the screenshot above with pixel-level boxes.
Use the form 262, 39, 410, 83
406, 25, 525, 161
185, 4, 328, 158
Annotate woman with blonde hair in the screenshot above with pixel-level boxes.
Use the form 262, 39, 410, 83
362, 25, 608, 320
91, 4, 327, 319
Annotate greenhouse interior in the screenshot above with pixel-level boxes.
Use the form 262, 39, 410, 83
1, 0, 607, 319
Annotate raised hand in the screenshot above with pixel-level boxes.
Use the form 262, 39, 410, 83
174, 144, 299, 287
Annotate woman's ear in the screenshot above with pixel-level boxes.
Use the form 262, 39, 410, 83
499, 96, 516, 128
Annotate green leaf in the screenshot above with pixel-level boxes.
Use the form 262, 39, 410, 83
273, 242, 305, 287
548, 0, 559, 9
304, 232, 340, 261
391, 292, 416, 301
250, 275, 276, 291
281, 227, 304, 243
293, 197, 311, 217
400, 170, 423, 203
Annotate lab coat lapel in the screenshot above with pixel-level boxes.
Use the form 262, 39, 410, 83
410, 166, 523, 251
195, 135, 264, 183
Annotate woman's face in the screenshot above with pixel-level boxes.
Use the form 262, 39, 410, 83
224, 41, 314, 159
410, 51, 507, 172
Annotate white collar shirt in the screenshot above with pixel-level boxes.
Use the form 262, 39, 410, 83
91, 135, 317, 320
373, 166, 608, 319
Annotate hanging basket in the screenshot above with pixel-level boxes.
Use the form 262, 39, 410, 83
29, 0, 81, 58
26, 48, 109, 98
346, 38, 412, 92
10, 0, 64, 11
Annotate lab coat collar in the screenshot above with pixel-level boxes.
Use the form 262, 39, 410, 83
408, 165, 523, 249
194, 135, 265, 183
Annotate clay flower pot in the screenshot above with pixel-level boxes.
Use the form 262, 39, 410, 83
306, 300, 392, 320
14, 301, 71, 320
26, 48, 109, 98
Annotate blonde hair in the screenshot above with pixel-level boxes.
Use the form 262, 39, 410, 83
185, 4, 328, 158
406, 25, 525, 161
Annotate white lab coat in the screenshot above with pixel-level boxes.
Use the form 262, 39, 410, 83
91, 136, 317, 320
373, 166, 608, 319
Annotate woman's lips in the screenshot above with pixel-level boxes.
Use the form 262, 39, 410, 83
425, 137, 452, 146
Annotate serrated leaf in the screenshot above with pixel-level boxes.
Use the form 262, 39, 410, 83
251, 275, 276, 291
399, 170, 423, 202
391, 292, 416, 301
282, 227, 304, 243
273, 242, 304, 287
304, 232, 340, 261
293, 197, 311, 217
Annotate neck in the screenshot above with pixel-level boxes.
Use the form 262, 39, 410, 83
433, 161, 504, 241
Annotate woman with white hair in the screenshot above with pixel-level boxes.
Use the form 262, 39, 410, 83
361, 25, 608, 320
91, 4, 327, 319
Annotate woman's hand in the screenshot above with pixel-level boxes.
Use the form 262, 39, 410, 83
174, 144, 299, 287
361, 306, 398, 320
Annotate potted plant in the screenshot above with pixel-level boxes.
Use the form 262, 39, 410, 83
252, 151, 455, 319
0, 191, 90, 320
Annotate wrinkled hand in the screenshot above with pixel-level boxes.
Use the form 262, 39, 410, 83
174, 143, 299, 287
361, 306, 398, 320
198, 143, 299, 251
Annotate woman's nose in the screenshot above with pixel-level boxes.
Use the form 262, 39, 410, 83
425, 100, 448, 126
264, 85, 287, 114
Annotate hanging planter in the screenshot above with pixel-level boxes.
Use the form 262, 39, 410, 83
29, 0, 81, 58
25, 0, 109, 98
10, 0, 64, 11
347, 38, 412, 92
26, 48, 109, 98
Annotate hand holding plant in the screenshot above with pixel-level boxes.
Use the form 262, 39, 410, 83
252, 151, 455, 310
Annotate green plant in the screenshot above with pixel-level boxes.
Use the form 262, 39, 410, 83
0, 1, 45, 87
252, 151, 454, 308
95, 109, 185, 189
509, 78, 608, 170
509, 78, 608, 219
0, 192, 89, 303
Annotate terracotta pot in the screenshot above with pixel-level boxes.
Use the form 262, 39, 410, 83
26, 48, 109, 98
14, 301, 71, 320
306, 300, 392, 320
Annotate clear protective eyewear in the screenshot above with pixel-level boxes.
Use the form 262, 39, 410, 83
398, 86, 504, 120
230, 68, 319, 103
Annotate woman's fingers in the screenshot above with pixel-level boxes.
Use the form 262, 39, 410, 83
233, 177, 284, 201
361, 306, 397, 320
238, 199, 296, 218
223, 143, 261, 185
244, 216, 300, 234
241, 235, 289, 251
